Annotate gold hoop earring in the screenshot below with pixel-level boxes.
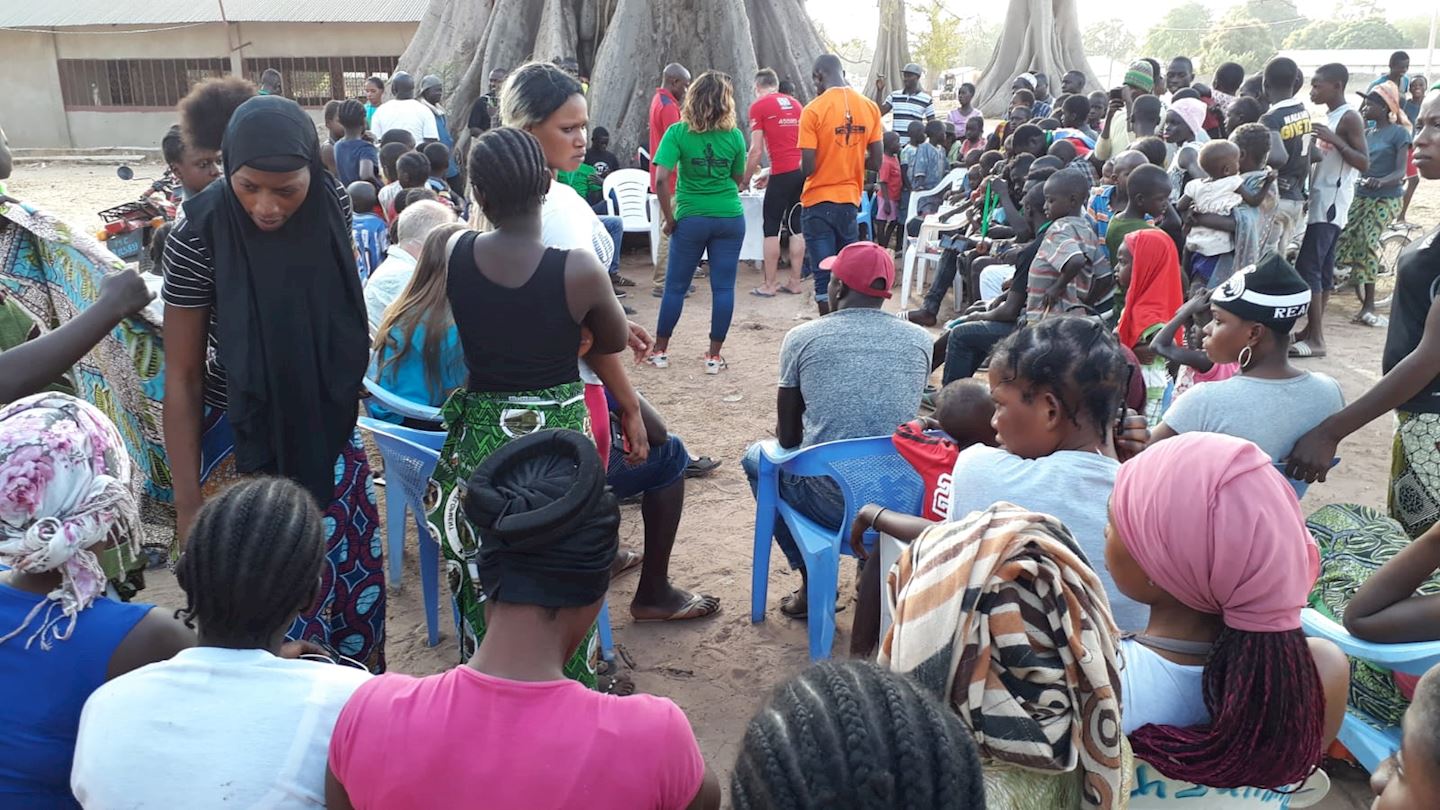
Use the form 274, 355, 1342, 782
1238, 345, 1253, 369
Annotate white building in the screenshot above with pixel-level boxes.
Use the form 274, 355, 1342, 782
0, 1, 421, 148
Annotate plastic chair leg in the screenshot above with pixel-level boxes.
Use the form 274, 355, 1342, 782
597, 598, 616, 662
804, 547, 840, 661
385, 491, 405, 587
413, 511, 440, 647
751, 463, 780, 624
900, 244, 917, 305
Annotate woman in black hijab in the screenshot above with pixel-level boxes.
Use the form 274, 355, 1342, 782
162, 95, 384, 670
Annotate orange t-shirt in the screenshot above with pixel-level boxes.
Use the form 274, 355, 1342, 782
797, 87, 883, 208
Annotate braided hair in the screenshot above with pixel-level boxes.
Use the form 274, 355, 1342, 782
174, 477, 324, 646
467, 127, 550, 221
731, 661, 985, 810
991, 315, 1128, 435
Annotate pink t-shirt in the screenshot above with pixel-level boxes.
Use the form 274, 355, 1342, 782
329, 667, 706, 810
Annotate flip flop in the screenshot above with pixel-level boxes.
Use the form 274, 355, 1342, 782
611, 548, 643, 578
1353, 312, 1389, 327
1288, 340, 1327, 359
778, 285, 805, 295
684, 455, 721, 478
632, 592, 722, 622
749, 288, 776, 297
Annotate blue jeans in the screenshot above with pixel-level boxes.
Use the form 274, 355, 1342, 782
657, 214, 745, 342
942, 319, 1016, 384
801, 202, 859, 303
607, 433, 689, 498
598, 214, 624, 277
741, 441, 845, 572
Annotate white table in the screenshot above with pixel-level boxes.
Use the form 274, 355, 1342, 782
646, 192, 766, 266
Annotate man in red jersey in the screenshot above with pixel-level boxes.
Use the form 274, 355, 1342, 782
744, 68, 806, 296
648, 63, 691, 295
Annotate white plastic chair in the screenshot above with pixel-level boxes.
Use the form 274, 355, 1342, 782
603, 168, 654, 266
900, 167, 966, 306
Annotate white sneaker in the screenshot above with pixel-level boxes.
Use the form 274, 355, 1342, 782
705, 354, 727, 375
646, 352, 669, 368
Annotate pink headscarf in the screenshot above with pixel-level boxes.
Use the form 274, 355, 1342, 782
1169, 98, 1210, 144
1111, 433, 1318, 633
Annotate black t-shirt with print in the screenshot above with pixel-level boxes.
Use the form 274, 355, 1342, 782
1260, 99, 1313, 202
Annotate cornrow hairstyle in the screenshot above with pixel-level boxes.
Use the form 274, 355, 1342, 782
323, 99, 342, 123
396, 152, 431, 188
467, 127, 550, 221
731, 660, 985, 810
178, 76, 258, 153
338, 98, 366, 130
990, 315, 1127, 435
1131, 627, 1327, 789
174, 477, 324, 646
682, 70, 737, 133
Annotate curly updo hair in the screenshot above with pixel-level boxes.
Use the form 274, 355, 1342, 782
178, 76, 258, 153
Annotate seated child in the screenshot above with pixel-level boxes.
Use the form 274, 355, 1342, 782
348, 181, 388, 283
1151, 289, 1239, 405
891, 379, 998, 521
873, 131, 902, 252
377, 142, 410, 222
1114, 229, 1183, 424
1025, 169, 1110, 321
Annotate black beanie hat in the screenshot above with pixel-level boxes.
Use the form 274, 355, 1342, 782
1212, 253, 1311, 330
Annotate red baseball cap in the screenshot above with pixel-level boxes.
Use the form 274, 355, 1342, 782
819, 242, 894, 299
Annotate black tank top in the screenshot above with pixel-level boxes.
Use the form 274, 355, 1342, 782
446, 231, 582, 392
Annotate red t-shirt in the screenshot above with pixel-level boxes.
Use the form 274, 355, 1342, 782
648, 88, 681, 194
892, 420, 960, 521
877, 154, 902, 202
749, 92, 803, 174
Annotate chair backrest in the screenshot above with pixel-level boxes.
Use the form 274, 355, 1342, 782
357, 416, 442, 512
779, 436, 925, 551
905, 167, 967, 223
602, 168, 651, 229
362, 376, 443, 423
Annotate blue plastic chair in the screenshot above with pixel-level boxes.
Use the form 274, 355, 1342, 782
362, 376, 443, 424
750, 436, 924, 660
856, 191, 875, 241
1300, 607, 1440, 772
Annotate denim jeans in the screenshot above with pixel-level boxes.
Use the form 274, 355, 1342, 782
942, 319, 1017, 384
657, 214, 745, 342
801, 201, 859, 303
598, 214, 624, 277
741, 441, 846, 572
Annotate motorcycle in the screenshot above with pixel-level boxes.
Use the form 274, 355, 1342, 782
96, 166, 177, 275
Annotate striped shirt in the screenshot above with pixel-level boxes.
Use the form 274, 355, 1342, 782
886, 91, 935, 145
162, 178, 353, 410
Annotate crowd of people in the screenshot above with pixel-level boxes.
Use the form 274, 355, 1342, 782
3, 32, 1440, 809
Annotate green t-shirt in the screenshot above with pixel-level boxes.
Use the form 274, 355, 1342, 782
653, 122, 746, 220
557, 163, 598, 201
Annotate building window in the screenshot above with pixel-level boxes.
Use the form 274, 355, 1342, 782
58, 59, 228, 109
244, 57, 398, 106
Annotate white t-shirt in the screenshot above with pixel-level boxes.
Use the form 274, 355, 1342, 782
1119, 638, 1208, 735
371, 99, 439, 144
364, 244, 419, 333
947, 445, 1149, 632
71, 647, 370, 808
540, 179, 615, 386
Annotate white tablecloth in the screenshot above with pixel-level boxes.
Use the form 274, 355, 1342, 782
647, 192, 766, 265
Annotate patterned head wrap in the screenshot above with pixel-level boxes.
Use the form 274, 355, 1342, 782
0, 393, 139, 650
1125, 61, 1155, 93
1366, 81, 1412, 128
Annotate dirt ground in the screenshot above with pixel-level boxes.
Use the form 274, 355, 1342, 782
13, 159, 1433, 808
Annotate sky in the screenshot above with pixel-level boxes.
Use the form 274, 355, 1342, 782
805, 0, 1433, 47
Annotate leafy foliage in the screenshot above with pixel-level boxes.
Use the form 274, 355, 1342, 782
1141, 2, 1211, 63
1200, 9, 1278, 74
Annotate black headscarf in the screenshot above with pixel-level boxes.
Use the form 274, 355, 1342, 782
463, 429, 619, 609
183, 95, 368, 504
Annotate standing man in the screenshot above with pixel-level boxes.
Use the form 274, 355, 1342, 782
258, 68, 282, 97
800, 53, 884, 316
418, 75, 462, 198
1165, 57, 1195, 100
648, 63, 691, 298
1031, 72, 1055, 119
873, 63, 934, 146
745, 68, 806, 297
1060, 70, 1087, 96
370, 72, 438, 145
1260, 57, 1312, 262
1371, 51, 1412, 94
467, 68, 508, 137
1290, 63, 1369, 360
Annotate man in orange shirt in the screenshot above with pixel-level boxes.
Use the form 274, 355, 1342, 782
648, 63, 691, 295
799, 54, 884, 315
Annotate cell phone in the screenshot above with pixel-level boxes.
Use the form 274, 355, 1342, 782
1109, 87, 1124, 102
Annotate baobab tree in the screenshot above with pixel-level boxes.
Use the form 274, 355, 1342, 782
398, 0, 824, 160
971, 0, 1098, 114
864, 0, 913, 104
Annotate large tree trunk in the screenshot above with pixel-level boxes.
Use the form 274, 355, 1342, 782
973, 0, 1096, 115
865, 0, 911, 105
406, 0, 822, 165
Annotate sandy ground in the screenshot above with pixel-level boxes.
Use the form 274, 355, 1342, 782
12, 159, 1432, 808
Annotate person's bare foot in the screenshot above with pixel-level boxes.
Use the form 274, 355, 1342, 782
631, 586, 720, 622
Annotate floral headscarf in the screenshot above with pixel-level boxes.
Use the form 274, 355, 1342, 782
0, 393, 139, 650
